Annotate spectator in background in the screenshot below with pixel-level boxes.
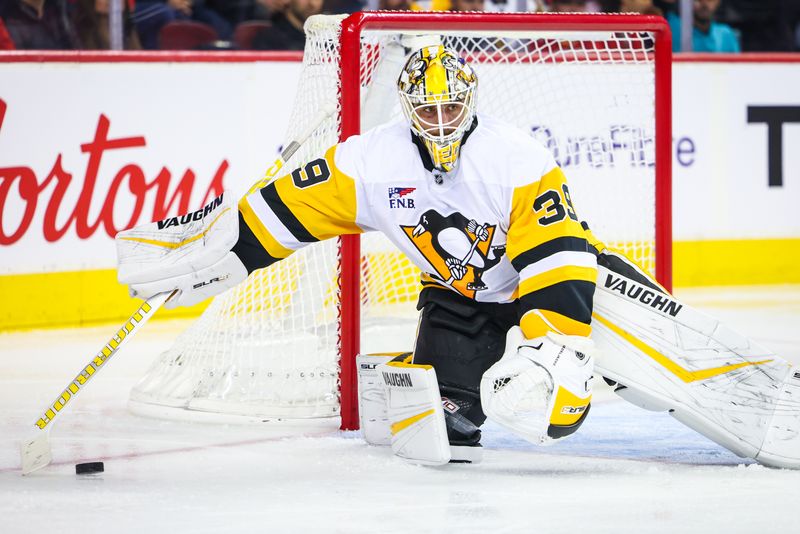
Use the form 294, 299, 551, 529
654, 0, 676, 15
1, 0, 78, 49
205, 1, 258, 27
259, 0, 291, 17
73, 0, 141, 49
378, 0, 413, 9
251, 0, 321, 50
451, 0, 485, 10
323, 0, 365, 14
717, 0, 798, 52
617, 0, 662, 15
0, 18, 15, 49
132, 0, 233, 49
548, 0, 599, 11
205, 0, 290, 27
668, 0, 740, 52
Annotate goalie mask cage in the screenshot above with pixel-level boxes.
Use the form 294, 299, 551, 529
129, 12, 672, 431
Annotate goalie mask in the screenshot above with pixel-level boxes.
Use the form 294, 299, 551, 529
398, 46, 478, 173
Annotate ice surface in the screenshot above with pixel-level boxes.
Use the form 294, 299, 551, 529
1, 286, 799, 533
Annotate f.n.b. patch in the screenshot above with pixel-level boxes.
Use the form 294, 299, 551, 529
388, 187, 416, 209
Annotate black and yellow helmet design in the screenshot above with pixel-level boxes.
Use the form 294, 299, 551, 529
398, 46, 478, 173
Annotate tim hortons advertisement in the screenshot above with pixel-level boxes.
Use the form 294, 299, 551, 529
0, 61, 300, 275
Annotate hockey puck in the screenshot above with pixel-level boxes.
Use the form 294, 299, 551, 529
75, 462, 104, 475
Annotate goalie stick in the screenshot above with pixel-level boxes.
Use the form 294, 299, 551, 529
20, 290, 175, 475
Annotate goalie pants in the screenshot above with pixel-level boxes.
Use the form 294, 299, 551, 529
412, 287, 519, 444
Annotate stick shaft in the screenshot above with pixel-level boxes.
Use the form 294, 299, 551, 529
32, 290, 173, 431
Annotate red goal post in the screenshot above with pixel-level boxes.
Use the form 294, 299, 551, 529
337, 12, 673, 430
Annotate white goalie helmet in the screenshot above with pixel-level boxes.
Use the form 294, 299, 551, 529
398, 45, 478, 173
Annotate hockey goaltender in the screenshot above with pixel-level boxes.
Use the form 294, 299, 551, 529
117, 46, 800, 469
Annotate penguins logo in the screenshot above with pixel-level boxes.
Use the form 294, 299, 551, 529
401, 209, 506, 299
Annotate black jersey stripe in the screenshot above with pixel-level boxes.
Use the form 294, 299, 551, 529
510, 236, 595, 272
231, 212, 281, 274
518, 279, 596, 326
259, 182, 319, 243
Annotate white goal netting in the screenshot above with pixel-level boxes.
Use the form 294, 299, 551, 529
129, 13, 667, 426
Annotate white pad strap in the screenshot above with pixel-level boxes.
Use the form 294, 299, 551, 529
377, 360, 451, 466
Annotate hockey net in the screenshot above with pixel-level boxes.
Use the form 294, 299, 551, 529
128, 12, 671, 428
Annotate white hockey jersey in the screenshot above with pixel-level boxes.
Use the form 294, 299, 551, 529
237, 115, 598, 339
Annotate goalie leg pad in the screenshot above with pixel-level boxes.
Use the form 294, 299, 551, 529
377, 359, 451, 466
593, 254, 800, 468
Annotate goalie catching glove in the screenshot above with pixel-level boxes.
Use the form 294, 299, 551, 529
116, 193, 248, 308
481, 326, 595, 445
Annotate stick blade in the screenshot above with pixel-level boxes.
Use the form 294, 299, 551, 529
21, 433, 52, 475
